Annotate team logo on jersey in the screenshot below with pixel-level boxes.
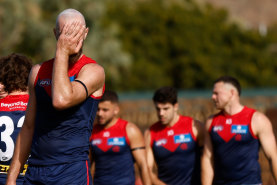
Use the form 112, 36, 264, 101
112, 146, 120, 152
235, 134, 242, 141
92, 139, 102, 145
231, 125, 248, 134
180, 143, 188, 150
213, 126, 223, 132
103, 131, 110, 137
167, 130, 174, 136
107, 137, 125, 146
226, 118, 232, 124
174, 134, 191, 143
38, 79, 51, 87
155, 139, 167, 146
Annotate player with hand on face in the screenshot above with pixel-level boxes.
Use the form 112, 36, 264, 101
6, 9, 105, 185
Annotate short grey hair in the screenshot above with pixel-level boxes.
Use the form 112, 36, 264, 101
55, 9, 86, 35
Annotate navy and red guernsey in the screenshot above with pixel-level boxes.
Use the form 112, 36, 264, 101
150, 115, 200, 185
0, 94, 29, 184
29, 55, 102, 165
90, 118, 135, 185
209, 106, 262, 185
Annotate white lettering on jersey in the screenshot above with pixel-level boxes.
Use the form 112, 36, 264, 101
213, 126, 223, 132
92, 139, 102, 145
155, 139, 167, 146
1, 101, 27, 109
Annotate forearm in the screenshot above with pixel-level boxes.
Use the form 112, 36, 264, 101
6, 126, 34, 183
201, 156, 214, 185
150, 171, 166, 185
270, 156, 277, 183
52, 50, 72, 108
138, 164, 151, 185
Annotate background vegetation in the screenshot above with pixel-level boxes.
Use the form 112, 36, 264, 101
1, 0, 277, 184
1, 0, 277, 92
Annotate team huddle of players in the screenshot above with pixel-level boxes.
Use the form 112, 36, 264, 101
0, 8, 277, 185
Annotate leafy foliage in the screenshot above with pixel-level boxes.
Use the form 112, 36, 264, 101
1, 0, 277, 91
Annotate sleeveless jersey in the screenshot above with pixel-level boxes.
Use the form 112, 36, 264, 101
150, 115, 200, 185
90, 118, 135, 185
29, 55, 102, 165
209, 106, 261, 185
0, 94, 29, 183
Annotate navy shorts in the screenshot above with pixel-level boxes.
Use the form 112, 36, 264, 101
23, 160, 92, 185
0, 174, 24, 185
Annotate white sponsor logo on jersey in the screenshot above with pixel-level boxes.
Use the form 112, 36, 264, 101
39, 79, 51, 87
107, 137, 125, 146
231, 125, 248, 134
92, 139, 102, 145
213, 126, 223, 132
155, 139, 167, 146
1, 101, 27, 109
174, 134, 191, 143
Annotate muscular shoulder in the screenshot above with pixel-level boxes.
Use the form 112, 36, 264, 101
126, 122, 142, 136
205, 115, 215, 130
251, 111, 272, 136
80, 63, 105, 79
78, 63, 105, 96
126, 122, 145, 146
29, 64, 41, 86
192, 119, 205, 146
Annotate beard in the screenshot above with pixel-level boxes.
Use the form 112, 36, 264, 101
69, 48, 83, 64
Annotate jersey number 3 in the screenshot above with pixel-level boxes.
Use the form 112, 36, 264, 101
0, 116, 25, 161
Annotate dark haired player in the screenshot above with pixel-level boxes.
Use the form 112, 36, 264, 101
6, 9, 105, 185
202, 76, 277, 185
0, 83, 7, 99
145, 86, 204, 185
0, 53, 32, 185
90, 90, 151, 185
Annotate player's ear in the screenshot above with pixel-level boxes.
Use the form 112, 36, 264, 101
114, 104, 120, 115
174, 103, 179, 112
84, 27, 89, 40
230, 88, 236, 97
53, 28, 58, 40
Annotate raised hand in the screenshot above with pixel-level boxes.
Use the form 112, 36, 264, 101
56, 21, 86, 56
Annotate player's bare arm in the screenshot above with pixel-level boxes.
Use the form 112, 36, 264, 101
126, 122, 151, 185
144, 129, 166, 185
201, 117, 215, 185
6, 64, 40, 185
89, 146, 96, 180
52, 21, 105, 110
252, 111, 277, 183
192, 120, 205, 147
